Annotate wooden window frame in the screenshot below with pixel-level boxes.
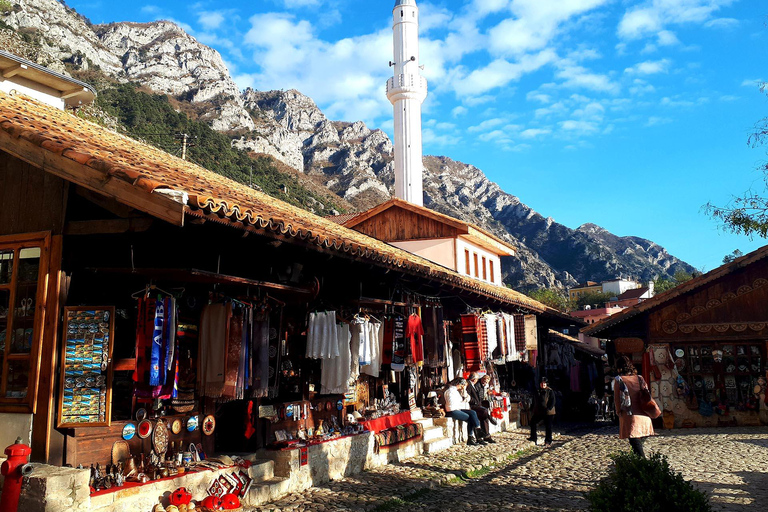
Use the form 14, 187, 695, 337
482, 256, 487, 280
473, 253, 479, 278
489, 260, 495, 283
464, 249, 470, 275
0, 231, 51, 414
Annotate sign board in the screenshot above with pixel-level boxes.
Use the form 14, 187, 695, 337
524, 315, 538, 350
615, 337, 645, 354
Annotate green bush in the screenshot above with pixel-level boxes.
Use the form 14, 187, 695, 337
586, 452, 712, 512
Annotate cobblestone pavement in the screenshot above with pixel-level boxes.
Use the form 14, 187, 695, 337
248, 425, 768, 512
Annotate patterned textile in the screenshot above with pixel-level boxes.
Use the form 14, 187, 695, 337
460, 314, 482, 371
373, 422, 423, 452
477, 315, 489, 361
513, 314, 527, 352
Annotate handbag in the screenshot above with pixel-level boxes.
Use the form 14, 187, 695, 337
638, 376, 662, 419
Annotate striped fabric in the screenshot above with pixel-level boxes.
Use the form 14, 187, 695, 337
460, 314, 482, 371
513, 314, 527, 352
477, 315, 489, 361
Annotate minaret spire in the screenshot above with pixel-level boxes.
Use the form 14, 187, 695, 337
387, 0, 428, 207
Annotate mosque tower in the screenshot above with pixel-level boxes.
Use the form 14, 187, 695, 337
386, 0, 428, 207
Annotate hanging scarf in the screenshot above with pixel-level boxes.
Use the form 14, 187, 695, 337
149, 298, 166, 386
222, 305, 244, 400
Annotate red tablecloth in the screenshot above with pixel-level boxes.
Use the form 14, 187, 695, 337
361, 411, 412, 433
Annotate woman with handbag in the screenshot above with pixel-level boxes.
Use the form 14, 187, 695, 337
614, 355, 657, 457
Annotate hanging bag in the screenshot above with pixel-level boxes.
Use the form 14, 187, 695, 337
638, 376, 662, 419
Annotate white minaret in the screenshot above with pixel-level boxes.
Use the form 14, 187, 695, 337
387, 0, 428, 207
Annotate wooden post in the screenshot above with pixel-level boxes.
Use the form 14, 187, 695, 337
31, 234, 64, 462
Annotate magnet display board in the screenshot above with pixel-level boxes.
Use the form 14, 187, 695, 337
57, 306, 115, 427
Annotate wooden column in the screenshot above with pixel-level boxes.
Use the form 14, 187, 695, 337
31, 234, 64, 462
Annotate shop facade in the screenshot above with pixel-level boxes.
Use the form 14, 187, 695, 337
0, 90, 579, 511
583, 246, 768, 428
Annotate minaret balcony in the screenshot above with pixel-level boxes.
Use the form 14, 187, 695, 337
386, 75, 428, 102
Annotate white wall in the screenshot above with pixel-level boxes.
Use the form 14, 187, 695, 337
602, 279, 638, 296
0, 413, 33, 449
391, 238, 455, 269
0, 76, 66, 109
454, 238, 503, 287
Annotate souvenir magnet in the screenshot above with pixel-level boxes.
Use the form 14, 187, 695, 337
202, 415, 216, 436
137, 419, 152, 439
172, 418, 182, 434
186, 415, 198, 432
122, 422, 136, 440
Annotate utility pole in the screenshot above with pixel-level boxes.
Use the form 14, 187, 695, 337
181, 133, 188, 161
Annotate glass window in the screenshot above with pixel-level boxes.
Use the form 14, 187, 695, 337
473, 253, 478, 278
465, 249, 470, 275
482, 257, 487, 280
489, 260, 494, 283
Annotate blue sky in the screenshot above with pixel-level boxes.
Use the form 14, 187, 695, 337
69, 0, 768, 273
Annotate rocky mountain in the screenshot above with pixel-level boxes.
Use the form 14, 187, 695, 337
0, 0, 696, 290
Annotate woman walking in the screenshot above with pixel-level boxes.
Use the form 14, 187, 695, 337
614, 355, 654, 457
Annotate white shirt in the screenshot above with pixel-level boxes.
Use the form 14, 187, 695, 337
444, 386, 469, 412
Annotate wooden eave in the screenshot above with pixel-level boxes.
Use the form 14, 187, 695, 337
0, 51, 96, 105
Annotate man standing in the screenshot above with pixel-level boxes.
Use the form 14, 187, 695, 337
528, 377, 555, 447
467, 372, 497, 443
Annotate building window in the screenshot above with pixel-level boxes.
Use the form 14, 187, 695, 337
482, 256, 487, 280
0, 232, 50, 413
489, 260, 494, 283
465, 249, 470, 275
473, 253, 478, 278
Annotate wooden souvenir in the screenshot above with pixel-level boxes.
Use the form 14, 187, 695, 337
171, 418, 182, 434
153, 419, 169, 454
57, 306, 115, 427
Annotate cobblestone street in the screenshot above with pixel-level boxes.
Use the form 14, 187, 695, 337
249, 425, 768, 512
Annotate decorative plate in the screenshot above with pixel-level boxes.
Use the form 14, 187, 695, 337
153, 419, 169, 454
137, 419, 152, 439
285, 404, 294, 418
171, 418, 182, 435
675, 349, 685, 358
186, 415, 199, 432
136, 408, 147, 421
202, 415, 216, 436
336, 399, 343, 411
268, 345, 278, 358
122, 423, 136, 440
325, 400, 332, 411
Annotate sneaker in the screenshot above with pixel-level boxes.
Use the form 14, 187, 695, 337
527, 437, 536, 442
489, 417, 499, 426
484, 437, 496, 444
467, 438, 479, 446
476, 438, 488, 445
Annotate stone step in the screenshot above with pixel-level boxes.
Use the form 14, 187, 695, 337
246, 476, 291, 507
423, 435, 453, 454
410, 409, 424, 421
422, 425, 444, 442
241, 457, 275, 482
413, 417, 434, 429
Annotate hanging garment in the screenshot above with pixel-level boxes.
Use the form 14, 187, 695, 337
350, 317, 365, 378
391, 314, 406, 371
222, 305, 244, 400
199, 302, 230, 398
497, 315, 506, 360
133, 296, 154, 388
513, 314, 526, 352
407, 313, 425, 366
460, 314, 482, 372
422, 306, 439, 367
570, 361, 582, 392
503, 314, 518, 361
306, 311, 339, 359
446, 339, 455, 380
252, 311, 270, 398
322, 322, 352, 394
452, 348, 464, 379
476, 315, 489, 361
382, 316, 394, 365
355, 316, 372, 366
362, 321, 383, 377
484, 314, 498, 359
435, 308, 446, 365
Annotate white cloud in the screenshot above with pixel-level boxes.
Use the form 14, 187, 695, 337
646, 116, 672, 127
478, 129, 514, 145
556, 65, 619, 93
625, 58, 671, 75
559, 119, 599, 133
719, 95, 739, 102
618, 0, 737, 41
452, 106, 468, 117
463, 95, 496, 106
741, 79, 764, 87
453, 50, 557, 96
141, 5, 162, 15
629, 79, 656, 95
535, 102, 568, 118
657, 30, 680, 46
520, 128, 552, 139
526, 91, 551, 104
283, 0, 322, 7
423, 128, 462, 147
469, 118, 506, 133
198, 11, 225, 30
704, 18, 739, 29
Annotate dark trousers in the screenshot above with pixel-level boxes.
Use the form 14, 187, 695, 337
529, 413, 553, 444
629, 437, 646, 458
471, 406, 491, 438
446, 409, 481, 437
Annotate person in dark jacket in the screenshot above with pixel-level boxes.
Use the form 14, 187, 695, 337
467, 372, 497, 443
528, 377, 555, 446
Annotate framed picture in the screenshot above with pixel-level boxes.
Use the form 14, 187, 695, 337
57, 306, 115, 428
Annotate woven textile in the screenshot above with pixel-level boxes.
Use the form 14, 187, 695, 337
460, 314, 482, 371
513, 314, 527, 352
373, 422, 423, 452
477, 315, 489, 361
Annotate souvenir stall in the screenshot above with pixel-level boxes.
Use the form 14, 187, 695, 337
584, 246, 768, 428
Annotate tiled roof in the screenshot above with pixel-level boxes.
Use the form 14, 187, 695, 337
326, 212, 361, 225
0, 91, 550, 313
583, 244, 768, 336
616, 287, 648, 300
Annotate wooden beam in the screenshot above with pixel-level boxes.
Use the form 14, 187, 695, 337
0, 129, 185, 226
3, 63, 27, 78
64, 218, 154, 235
75, 186, 139, 218
60, 87, 87, 100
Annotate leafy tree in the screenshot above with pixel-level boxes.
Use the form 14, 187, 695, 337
526, 288, 569, 311
722, 249, 743, 264
705, 83, 768, 237
653, 270, 697, 294
575, 290, 615, 309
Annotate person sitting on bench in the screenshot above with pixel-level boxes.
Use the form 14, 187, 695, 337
444, 377, 485, 446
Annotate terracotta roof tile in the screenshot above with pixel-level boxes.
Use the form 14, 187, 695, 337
0, 91, 548, 313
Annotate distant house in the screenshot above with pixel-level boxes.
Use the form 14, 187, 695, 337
606, 285, 654, 308
0, 50, 95, 109
570, 305, 626, 325
332, 198, 516, 287
568, 281, 602, 301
